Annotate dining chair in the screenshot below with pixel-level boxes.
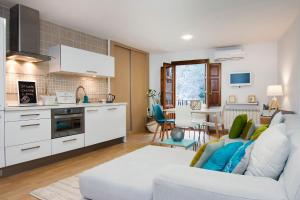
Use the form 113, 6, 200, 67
152, 104, 175, 142
202, 111, 224, 139
175, 105, 194, 138
191, 112, 208, 143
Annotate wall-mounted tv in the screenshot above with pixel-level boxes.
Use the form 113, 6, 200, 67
229, 72, 251, 87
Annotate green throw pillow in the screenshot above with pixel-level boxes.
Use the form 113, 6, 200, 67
229, 114, 248, 139
240, 119, 255, 140
194, 140, 225, 168
250, 125, 268, 140
190, 143, 208, 167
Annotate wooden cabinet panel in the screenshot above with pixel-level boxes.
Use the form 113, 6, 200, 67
111, 46, 131, 131
131, 51, 149, 133
111, 42, 149, 133
207, 63, 221, 107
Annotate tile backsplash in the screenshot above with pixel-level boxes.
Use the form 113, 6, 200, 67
0, 4, 109, 103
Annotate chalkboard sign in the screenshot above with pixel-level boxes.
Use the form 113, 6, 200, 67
17, 81, 38, 105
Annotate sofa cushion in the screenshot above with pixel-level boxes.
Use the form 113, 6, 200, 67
194, 140, 224, 168
79, 145, 194, 200
270, 111, 284, 127
202, 142, 244, 171
229, 114, 248, 139
279, 132, 300, 200
240, 120, 255, 140
250, 125, 268, 141
224, 141, 254, 174
245, 123, 289, 180
282, 114, 300, 137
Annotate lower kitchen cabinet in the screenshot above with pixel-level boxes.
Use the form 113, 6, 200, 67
0, 111, 4, 168
5, 140, 51, 166
85, 105, 126, 146
52, 134, 84, 155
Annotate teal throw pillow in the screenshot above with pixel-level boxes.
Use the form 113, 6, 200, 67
223, 141, 254, 174
194, 140, 224, 168
202, 142, 244, 171
229, 114, 248, 139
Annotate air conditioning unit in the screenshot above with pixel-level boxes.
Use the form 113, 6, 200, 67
214, 46, 244, 61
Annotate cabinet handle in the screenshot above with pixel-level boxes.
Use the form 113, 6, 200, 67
20, 114, 40, 117
21, 145, 40, 151
63, 138, 77, 143
86, 109, 99, 112
86, 70, 97, 74
21, 123, 40, 128
107, 108, 117, 111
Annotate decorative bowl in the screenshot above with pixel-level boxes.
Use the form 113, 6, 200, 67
171, 128, 185, 142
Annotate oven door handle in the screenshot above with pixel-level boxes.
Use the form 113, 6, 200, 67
54, 113, 83, 119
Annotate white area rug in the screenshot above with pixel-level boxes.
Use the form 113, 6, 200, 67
30, 175, 82, 200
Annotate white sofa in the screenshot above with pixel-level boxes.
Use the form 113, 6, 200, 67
79, 114, 300, 200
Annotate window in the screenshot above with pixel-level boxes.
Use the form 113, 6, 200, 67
160, 60, 221, 108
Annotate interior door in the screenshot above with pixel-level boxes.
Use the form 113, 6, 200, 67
131, 50, 149, 133
161, 63, 176, 108
207, 63, 221, 107
111, 45, 131, 131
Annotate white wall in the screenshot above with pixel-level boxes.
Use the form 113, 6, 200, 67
278, 14, 300, 113
149, 42, 278, 107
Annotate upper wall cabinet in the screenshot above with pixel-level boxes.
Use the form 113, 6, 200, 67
49, 45, 115, 77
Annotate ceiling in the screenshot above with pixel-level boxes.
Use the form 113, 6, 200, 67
1, 0, 300, 53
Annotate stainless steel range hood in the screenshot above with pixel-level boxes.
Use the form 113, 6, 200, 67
6, 4, 51, 63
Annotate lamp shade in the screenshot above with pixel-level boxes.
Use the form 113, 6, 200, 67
267, 85, 283, 96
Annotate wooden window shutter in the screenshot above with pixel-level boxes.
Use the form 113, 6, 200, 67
207, 63, 221, 107
160, 63, 176, 108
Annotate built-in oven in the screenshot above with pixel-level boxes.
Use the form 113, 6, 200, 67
51, 107, 85, 139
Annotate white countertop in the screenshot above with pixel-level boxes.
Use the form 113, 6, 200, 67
5, 102, 127, 111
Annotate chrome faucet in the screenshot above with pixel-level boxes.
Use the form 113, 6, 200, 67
76, 85, 87, 104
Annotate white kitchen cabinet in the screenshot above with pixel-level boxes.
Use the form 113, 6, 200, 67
5, 109, 51, 122
85, 105, 126, 146
5, 140, 51, 166
49, 44, 115, 77
5, 119, 51, 147
0, 111, 4, 168
52, 134, 84, 155
0, 18, 5, 110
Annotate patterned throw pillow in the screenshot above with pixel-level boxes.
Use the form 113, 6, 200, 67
229, 114, 248, 139
224, 141, 254, 174
193, 140, 225, 168
190, 143, 208, 167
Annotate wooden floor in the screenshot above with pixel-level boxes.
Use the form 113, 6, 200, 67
0, 131, 221, 200
0, 133, 153, 200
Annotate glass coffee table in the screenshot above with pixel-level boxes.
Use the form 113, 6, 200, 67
160, 139, 197, 151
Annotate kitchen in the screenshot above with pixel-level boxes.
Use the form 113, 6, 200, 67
0, 4, 133, 176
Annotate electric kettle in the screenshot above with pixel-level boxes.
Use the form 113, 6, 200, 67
106, 93, 116, 103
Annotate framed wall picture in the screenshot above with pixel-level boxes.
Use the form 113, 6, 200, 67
248, 95, 256, 103
17, 80, 38, 105
228, 95, 237, 104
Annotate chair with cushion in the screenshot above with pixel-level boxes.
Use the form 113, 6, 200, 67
152, 104, 175, 142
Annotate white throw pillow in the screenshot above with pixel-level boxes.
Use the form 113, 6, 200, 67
245, 123, 289, 180
269, 111, 284, 127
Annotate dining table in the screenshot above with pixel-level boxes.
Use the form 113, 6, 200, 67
164, 107, 224, 137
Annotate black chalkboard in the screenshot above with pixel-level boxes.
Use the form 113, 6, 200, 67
18, 81, 38, 104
